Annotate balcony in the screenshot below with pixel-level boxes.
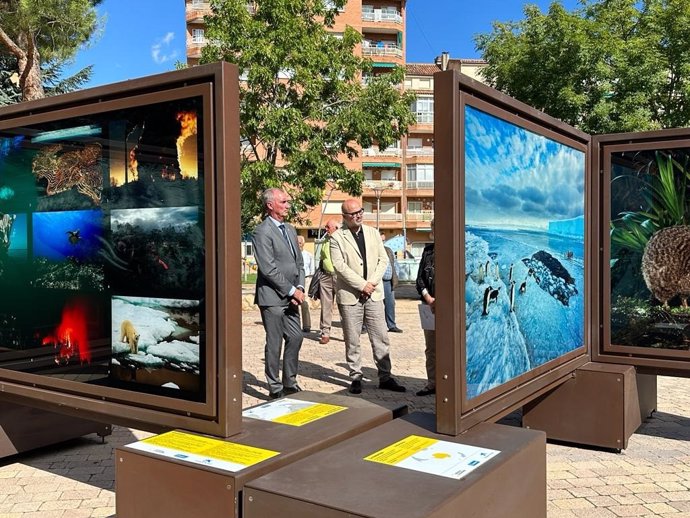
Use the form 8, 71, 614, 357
362, 43, 403, 58
414, 112, 434, 124
406, 210, 434, 222
187, 42, 204, 59
362, 8, 403, 24
363, 212, 403, 223
362, 146, 402, 157
406, 180, 434, 190
406, 147, 434, 157
363, 180, 402, 191
186, 2, 210, 22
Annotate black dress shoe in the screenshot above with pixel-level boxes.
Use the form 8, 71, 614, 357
416, 387, 436, 397
388, 327, 403, 333
349, 379, 362, 394
379, 377, 406, 392
283, 385, 302, 395
269, 390, 284, 399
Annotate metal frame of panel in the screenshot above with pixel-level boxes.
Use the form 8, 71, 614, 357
0, 62, 242, 437
434, 70, 591, 435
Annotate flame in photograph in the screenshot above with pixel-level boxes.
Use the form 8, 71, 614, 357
176, 111, 198, 179
41, 301, 91, 365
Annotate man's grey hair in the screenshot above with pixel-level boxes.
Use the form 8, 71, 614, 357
261, 188, 281, 210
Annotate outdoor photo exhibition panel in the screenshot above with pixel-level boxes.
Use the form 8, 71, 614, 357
434, 70, 591, 435
0, 63, 242, 437
594, 129, 690, 373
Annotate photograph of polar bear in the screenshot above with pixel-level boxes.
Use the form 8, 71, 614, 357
110, 295, 203, 400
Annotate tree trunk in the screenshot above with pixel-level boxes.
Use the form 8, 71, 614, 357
19, 58, 44, 101
17, 36, 44, 102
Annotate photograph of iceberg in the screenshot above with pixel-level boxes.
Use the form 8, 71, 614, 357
609, 148, 690, 350
464, 105, 586, 400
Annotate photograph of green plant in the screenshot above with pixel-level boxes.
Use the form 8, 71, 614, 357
610, 148, 690, 349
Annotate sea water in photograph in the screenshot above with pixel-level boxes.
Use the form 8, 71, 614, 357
464, 105, 586, 399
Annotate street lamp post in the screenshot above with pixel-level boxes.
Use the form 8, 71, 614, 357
371, 181, 395, 231
372, 185, 385, 231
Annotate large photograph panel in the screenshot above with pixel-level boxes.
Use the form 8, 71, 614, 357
0, 92, 206, 403
464, 105, 586, 399
609, 148, 690, 350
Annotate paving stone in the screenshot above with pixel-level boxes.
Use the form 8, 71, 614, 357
0, 297, 688, 516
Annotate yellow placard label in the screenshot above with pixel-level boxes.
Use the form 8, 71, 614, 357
364, 435, 438, 465
272, 402, 346, 426
142, 431, 279, 467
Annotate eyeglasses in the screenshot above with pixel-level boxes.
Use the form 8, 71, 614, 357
342, 208, 364, 217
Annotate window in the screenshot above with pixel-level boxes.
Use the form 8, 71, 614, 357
407, 138, 422, 149
192, 29, 205, 44
380, 202, 396, 214
381, 170, 397, 181
407, 164, 434, 182
408, 201, 423, 212
411, 96, 434, 123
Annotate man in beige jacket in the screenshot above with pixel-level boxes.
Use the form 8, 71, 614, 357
329, 199, 407, 395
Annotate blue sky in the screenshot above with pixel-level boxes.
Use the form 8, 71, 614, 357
464, 105, 585, 229
67, 0, 581, 88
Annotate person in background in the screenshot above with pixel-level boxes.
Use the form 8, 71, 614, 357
415, 218, 436, 397
297, 235, 314, 333
252, 188, 305, 399
380, 232, 402, 333
330, 199, 406, 395
318, 219, 339, 344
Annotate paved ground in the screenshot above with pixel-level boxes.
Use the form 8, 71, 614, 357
1, 285, 690, 517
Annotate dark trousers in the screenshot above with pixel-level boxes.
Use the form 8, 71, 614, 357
259, 304, 303, 394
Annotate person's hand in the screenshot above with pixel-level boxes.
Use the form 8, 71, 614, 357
362, 282, 376, 296
292, 289, 305, 305
425, 294, 435, 314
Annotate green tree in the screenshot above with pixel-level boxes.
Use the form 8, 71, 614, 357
476, 0, 690, 134
0, 53, 94, 106
201, 0, 416, 230
0, 0, 102, 102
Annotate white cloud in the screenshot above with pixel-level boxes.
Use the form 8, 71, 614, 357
151, 32, 179, 64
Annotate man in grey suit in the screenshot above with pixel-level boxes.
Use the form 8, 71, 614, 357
330, 198, 406, 395
252, 188, 305, 399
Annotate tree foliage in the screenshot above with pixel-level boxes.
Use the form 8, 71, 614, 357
476, 0, 690, 134
0, 0, 102, 102
0, 54, 94, 106
200, 0, 416, 230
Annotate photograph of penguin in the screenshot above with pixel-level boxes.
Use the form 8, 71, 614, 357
485, 260, 491, 279
489, 286, 500, 303
478, 263, 485, 283
482, 286, 492, 316
494, 263, 500, 279
519, 280, 527, 294
509, 280, 516, 312
508, 263, 514, 283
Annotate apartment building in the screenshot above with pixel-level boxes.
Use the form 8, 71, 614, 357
184, 0, 486, 256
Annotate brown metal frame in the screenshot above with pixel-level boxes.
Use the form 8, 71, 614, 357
434, 70, 591, 435
592, 129, 690, 374
0, 62, 243, 437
